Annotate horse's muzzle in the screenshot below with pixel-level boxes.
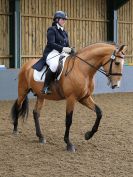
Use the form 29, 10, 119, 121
112, 85, 117, 89
112, 80, 121, 89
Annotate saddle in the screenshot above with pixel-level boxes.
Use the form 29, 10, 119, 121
33, 55, 66, 82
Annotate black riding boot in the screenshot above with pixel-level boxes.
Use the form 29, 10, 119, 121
41, 68, 55, 94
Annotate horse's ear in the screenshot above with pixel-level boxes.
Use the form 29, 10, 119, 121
118, 45, 127, 54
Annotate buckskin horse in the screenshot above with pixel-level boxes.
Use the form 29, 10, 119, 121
11, 42, 127, 152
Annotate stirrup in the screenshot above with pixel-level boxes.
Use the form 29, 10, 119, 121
41, 86, 52, 94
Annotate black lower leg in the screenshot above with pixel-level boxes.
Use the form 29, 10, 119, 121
13, 117, 18, 133
64, 111, 75, 152
85, 105, 102, 140
13, 105, 20, 133
33, 110, 45, 143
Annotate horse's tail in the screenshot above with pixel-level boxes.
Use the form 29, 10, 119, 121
11, 96, 29, 124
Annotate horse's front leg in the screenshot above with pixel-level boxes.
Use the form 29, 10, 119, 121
33, 97, 46, 144
64, 96, 76, 152
79, 96, 102, 140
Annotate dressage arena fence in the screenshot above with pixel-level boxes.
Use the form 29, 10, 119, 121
0, 66, 132, 100
0, 0, 133, 68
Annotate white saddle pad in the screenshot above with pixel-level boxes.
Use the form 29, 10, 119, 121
33, 56, 68, 82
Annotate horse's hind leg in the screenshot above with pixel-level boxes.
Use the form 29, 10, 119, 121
64, 96, 76, 152
79, 96, 102, 140
33, 97, 45, 144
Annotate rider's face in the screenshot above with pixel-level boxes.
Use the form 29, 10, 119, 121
58, 18, 66, 27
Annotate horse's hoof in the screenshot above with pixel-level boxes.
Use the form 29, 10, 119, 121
13, 130, 18, 135
39, 138, 46, 144
85, 131, 93, 140
67, 144, 76, 152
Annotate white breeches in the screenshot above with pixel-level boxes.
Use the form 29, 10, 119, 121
46, 50, 69, 72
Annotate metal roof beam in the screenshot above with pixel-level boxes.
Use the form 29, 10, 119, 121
14, 0, 21, 68
114, 0, 129, 10
106, 0, 129, 43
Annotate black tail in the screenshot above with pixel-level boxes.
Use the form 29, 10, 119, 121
11, 96, 29, 124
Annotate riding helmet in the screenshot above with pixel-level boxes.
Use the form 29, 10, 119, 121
53, 11, 67, 21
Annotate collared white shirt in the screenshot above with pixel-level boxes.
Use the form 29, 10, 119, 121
56, 23, 64, 31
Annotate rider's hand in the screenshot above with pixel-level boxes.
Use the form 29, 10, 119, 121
71, 48, 75, 55
63, 47, 72, 54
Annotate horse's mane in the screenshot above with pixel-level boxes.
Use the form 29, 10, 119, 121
88, 41, 117, 46
75, 41, 118, 55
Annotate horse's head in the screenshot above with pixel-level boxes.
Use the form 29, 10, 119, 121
102, 45, 127, 89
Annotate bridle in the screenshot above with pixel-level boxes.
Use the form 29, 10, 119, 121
69, 50, 125, 78
101, 51, 124, 77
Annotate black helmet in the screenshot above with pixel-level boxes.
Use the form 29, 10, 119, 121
53, 11, 67, 21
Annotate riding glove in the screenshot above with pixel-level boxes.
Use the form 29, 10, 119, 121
63, 47, 72, 54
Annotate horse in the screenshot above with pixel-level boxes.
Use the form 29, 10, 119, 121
11, 42, 127, 152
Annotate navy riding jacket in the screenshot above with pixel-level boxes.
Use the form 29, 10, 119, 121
33, 25, 69, 71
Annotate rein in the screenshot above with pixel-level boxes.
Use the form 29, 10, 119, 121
65, 51, 123, 78
74, 55, 109, 77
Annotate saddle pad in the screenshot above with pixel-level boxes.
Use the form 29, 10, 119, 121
33, 56, 68, 82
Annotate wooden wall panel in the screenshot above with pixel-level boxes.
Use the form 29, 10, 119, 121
1, 0, 132, 67
20, 0, 108, 65
0, 0, 10, 67
118, 0, 133, 64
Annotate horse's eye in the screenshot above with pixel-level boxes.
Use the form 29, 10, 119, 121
115, 61, 120, 65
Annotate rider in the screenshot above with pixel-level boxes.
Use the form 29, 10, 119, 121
41, 11, 72, 94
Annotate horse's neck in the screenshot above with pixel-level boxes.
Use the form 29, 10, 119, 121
81, 45, 114, 63
77, 45, 115, 76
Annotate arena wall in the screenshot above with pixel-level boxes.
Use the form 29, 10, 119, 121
0, 66, 132, 100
